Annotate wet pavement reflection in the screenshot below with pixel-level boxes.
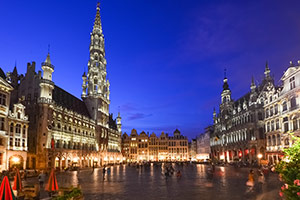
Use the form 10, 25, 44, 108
56, 164, 281, 200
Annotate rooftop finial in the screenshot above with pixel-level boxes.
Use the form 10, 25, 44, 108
48, 44, 50, 54
93, 2, 102, 32
224, 68, 227, 79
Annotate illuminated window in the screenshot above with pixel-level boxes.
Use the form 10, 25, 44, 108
15, 138, 20, 147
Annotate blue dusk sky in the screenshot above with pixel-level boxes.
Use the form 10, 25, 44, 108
1, 0, 300, 139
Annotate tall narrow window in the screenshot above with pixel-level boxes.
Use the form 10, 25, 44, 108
15, 124, 21, 136
272, 135, 276, 146
0, 93, 6, 106
283, 117, 289, 132
293, 117, 299, 131
270, 106, 273, 116
10, 123, 14, 136
0, 117, 4, 131
274, 104, 278, 115
277, 135, 281, 146
276, 119, 280, 130
290, 97, 297, 109
282, 101, 287, 112
22, 125, 26, 138
271, 120, 275, 131
290, 77, 295, 90
9, 137, 13, 146
266, 108, 269, 118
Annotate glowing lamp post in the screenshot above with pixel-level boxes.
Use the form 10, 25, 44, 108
257, 153, 263, 166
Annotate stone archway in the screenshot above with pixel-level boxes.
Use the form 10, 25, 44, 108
9, 155, 24, 170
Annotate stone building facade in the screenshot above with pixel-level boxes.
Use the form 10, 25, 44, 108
0, 69, 28, 171
264, 61, 300, 164
196, 126, 212, 161
5, 3, 122, 169
121, 129, 188, 162
210, 65, 274, 163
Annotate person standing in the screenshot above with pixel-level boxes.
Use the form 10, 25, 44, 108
257, 170, 265, 192
38, 171, 46, 188
102, 166, 106, 180
246, 169, 255, 193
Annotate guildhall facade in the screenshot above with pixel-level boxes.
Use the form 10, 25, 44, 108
210, 65, 274, 163
122, 129, 188, 162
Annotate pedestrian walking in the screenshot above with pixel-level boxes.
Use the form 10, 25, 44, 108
246, 169, 255, 193
38, 171, 46, 188
176, 170, 182, 178
102, 166, 106, 180
91, 163, 95, 173
257, 170, 265, 192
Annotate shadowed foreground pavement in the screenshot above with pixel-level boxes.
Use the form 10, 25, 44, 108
25, 164, 282, 200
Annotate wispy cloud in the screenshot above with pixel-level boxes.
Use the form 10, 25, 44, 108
127, 113, 153, 121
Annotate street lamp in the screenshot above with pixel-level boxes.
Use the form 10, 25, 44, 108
257, 153, 263, 166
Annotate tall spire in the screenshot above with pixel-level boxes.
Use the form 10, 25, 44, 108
250, 75, 256, 91
93, 2, 102, 33
223, 68, 229, 91
82, 2, 110, 126
45, 53, 51, 65
264, 61, 270, 78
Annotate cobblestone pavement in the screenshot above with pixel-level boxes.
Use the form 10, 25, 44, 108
24, 164, 282, 200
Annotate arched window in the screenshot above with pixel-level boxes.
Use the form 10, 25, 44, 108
284, 138, 289, 146
268, 136, 271, 146
15, 124, 21, 136
266, 108, 269, 118
270, 106, 273, 116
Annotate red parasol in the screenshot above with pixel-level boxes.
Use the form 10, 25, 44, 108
0, 176, 16, 200
12, 169, 22, 191
45, 169, 59, 192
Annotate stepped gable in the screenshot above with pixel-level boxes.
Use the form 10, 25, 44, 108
52, 85, 91, 118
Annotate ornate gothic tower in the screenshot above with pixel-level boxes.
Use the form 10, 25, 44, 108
117, 112, 122, 133
82, 3, 110, 127
40, 53, 54, 100
220, 72, 233, 118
